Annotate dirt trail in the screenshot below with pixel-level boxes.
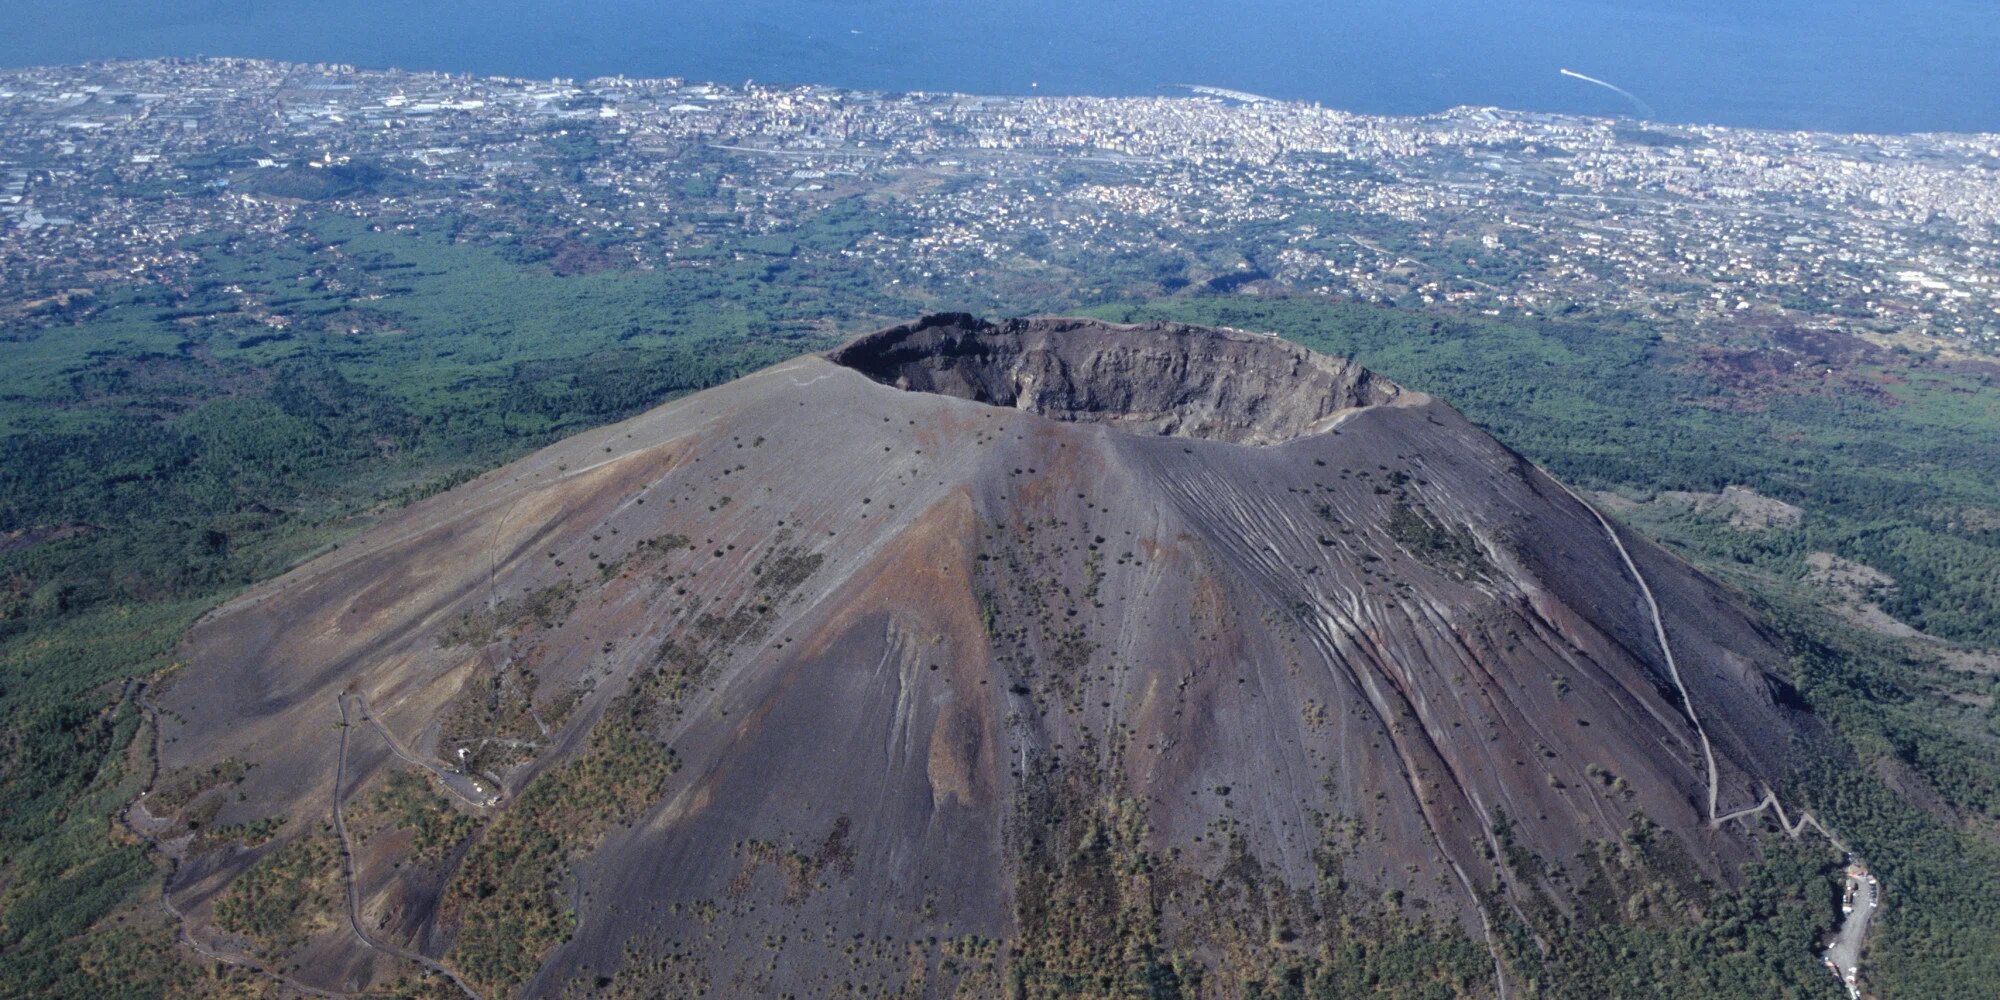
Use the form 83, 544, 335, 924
127, 688, 374, 998
350, 694, 499, 807
333, 694, 488, 1000
1559, 477, 1865, 996
1562, 478, 1844, 843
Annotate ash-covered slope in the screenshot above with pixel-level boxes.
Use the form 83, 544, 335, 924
140, 315, 1823, 998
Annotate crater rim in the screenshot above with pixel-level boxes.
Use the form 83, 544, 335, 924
825, 313, 1410, 446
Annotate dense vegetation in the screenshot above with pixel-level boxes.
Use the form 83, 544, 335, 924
1, 208, 1995, 997
212, 828, 342, 960
356, 769, 482, 866
1495, 827, 1840, 999
237, 159, 420, 202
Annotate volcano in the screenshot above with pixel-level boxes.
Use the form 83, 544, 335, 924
140, 315, 1825, 998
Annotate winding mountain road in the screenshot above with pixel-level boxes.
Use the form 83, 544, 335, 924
1560, 479, 1868, 996
1560, 478, 1842, 837
348, 694, 499, 807
127, 688, 367, 998
333, 694, 488, 1000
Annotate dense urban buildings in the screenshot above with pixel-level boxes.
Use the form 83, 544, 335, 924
3, 58, 1995, 350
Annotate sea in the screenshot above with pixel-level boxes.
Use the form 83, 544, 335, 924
3, 0, 1996, 135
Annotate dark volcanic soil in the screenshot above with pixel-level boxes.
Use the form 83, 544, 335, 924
145, 315, 1824, 998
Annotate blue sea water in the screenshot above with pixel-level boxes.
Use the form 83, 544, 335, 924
2, 0, 1995, 134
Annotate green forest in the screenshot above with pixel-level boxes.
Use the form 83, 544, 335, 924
2, 216, 1997, 997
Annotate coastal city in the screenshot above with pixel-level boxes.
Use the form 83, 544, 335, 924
2, 58, 1997, 352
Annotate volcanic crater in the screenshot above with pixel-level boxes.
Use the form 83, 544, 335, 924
828, 313, 1408, 444
140, 314, 1827, 999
